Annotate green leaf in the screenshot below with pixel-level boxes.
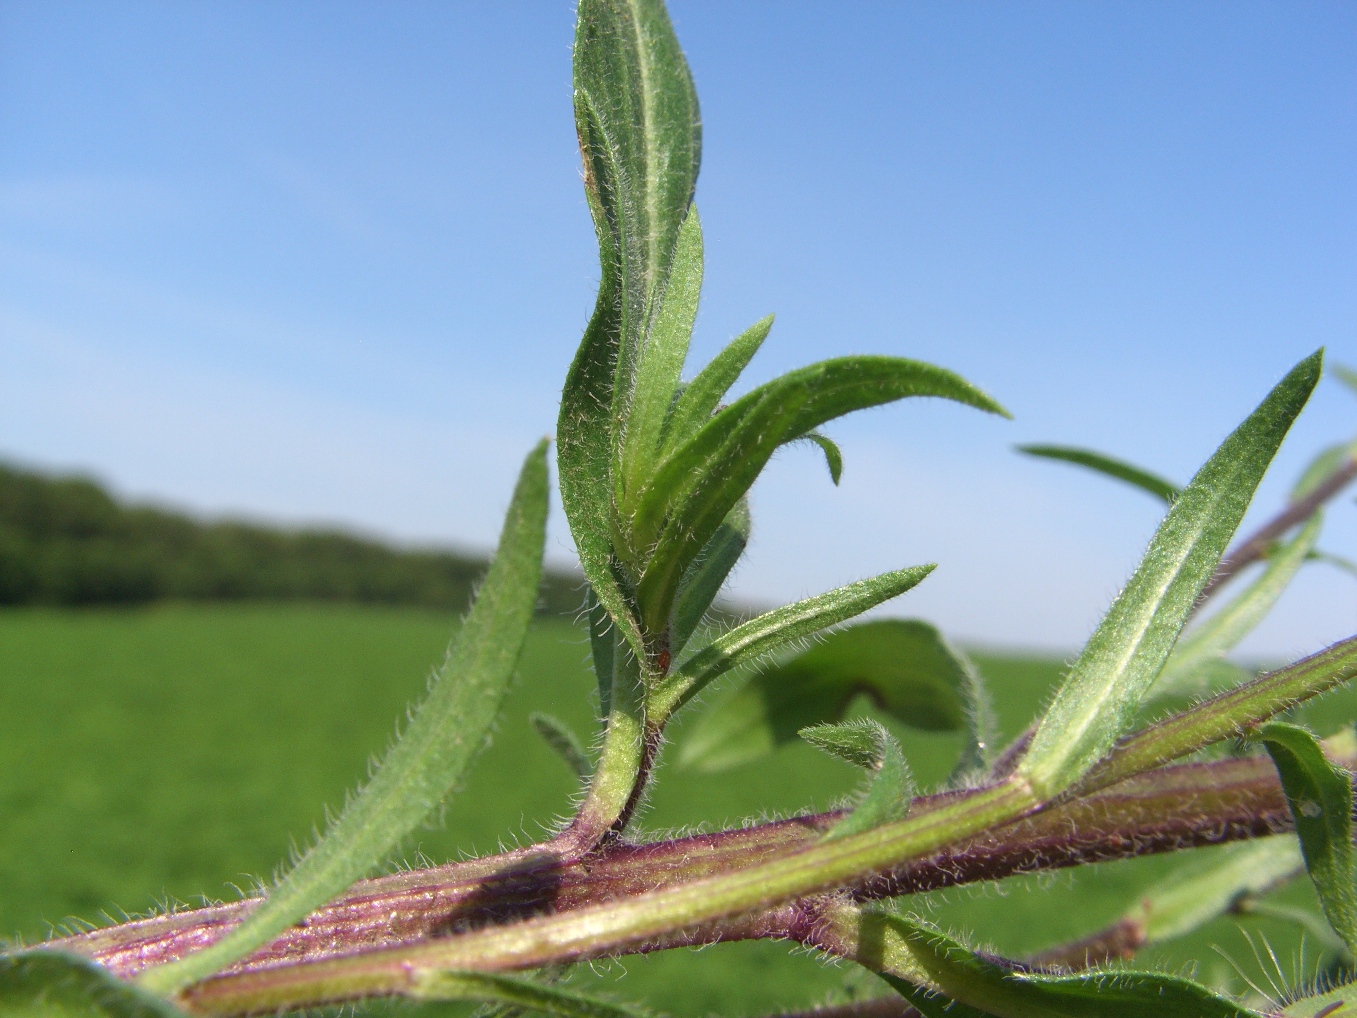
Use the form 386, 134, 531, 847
651, 566, 935, 724
802, 432, 843, 485
877, 913, 1257, 1018
1020, 351, 1322, 799
1261, 721, 1357, 952
414, 970, 645, 1018
632, 356, 1008, 634
659, 315, 772, 456
1131, 837, 1303, 943
678, 619, 992, 776
139, 441, 552, 995
1293, 442, 1357, 503
531, 712, 593, 781
669, 497, 750, 658
1280, 978, 1357, 1016
620, 206, 704, 508
1312, 549, 1357, 579
1150, 513, 1321, 702
801, 719, 914, 840
1017, 444, 1182, 504
0, 952, 189, 1018
560, 0, 700, 663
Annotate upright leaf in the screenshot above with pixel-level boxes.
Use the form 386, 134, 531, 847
1020, 351, 1322, 798
659, 314, 772, 455
620, 206, 704, 508
801, 719, 914, 839
668, 498, 750, 657
1017, 444, 1182, 504
1149, 513, 1321, 702
649, 566, 936, 723
679, 620, 991, 777
0, 952, 188, 1018
1261, 721, 1357, 952
139, 441, 552, 995
877, 913, 1256, 1018
632, 356, 1007, 634
560, 0, 701, 660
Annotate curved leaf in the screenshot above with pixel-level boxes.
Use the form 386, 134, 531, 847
560, 0, 701, 661
678, 619, 991, 775
802, 432, 844, 485
1017, 444, 1181, 504
878, 913, 1257, 1018
669, 497, 750, 657
801, 719, 914, 839
1021, 351, 1322, 799
632, 356, 1007, 634
659, 314, 773, 456
1261, 721, 1357, 952
140, 441, 551, 994
620, 206, 704, 508
652, 567, 935, 724
0, 952, 188, 1018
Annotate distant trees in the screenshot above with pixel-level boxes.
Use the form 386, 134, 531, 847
0, 462, 583, 614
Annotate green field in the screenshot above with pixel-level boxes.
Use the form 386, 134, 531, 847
2, 604, 1353, 1015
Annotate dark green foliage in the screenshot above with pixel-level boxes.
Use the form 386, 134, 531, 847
1261, 722, 1357, 951
0, 461, 582, 615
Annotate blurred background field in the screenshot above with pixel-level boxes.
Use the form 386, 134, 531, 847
4, 600, 1356, 1016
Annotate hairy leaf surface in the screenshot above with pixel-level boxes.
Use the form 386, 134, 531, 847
679, 619, 990, 775
1021, 351, 1321, 798
669, 498, 750, 657
139, 442, 551, 994
878, 913, 1256, 1018
531, 712, 593, 781
652, 567, 935, 722
801, 719, 913, 839
1262, 721, 1357, 952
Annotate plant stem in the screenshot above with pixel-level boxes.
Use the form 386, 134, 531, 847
1199, 450, 1357, 603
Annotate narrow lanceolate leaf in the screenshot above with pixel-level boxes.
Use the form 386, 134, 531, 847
531, 712, 593, 781
139, 441, 551, 995
877, 913, 1256, 1018
679, 619, 991, 777
1020, 351, 1322, 799
632, 356, 1007, 634
1334, 363, 1357, 397
1017, 444, 1182, 504
801, 720, 914, 840
0, 951, 189, 1018
649, 566, 936, 724
587, 586, 617, 716
561, 0, 700, 661
573, 0, 699, 440
1261, 721, 1357, 952
669, 498, 750, 657
1150, 513, 1321, 702
659, 314, 772, 455
620, 205, 703, 510
1079, 633, 1357, 793
414, 970, 646, 1018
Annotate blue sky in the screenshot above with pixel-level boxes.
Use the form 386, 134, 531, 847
1, 2, 1353, 657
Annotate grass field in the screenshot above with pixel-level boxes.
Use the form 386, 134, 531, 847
3, 603, 1355, 1015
